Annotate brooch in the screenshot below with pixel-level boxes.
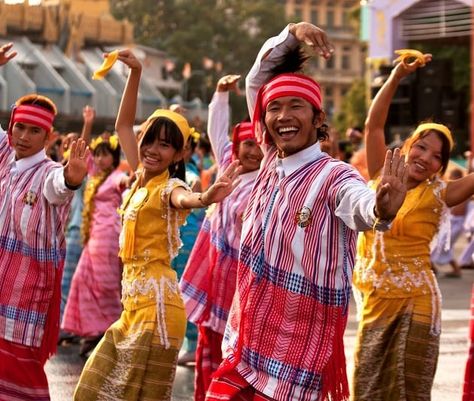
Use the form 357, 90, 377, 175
130, 187, 148, 209
23, 190, 38, 206
295, 206, 312, 228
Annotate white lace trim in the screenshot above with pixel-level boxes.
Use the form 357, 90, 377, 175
356, 256, 431, 291
161, 178, 190, 260
121, 276, 180, 349
430, 178, 451, 253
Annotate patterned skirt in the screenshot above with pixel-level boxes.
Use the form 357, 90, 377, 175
62, 237, 122, 337
0, 337, 50, 401
74, 301, 186, 401
351, 292, 440, 401
195, 326, 224, 401
205, 369, 272, 401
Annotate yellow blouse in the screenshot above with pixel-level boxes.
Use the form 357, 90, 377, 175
118, 170, 189, 312
353, 178, 447, 298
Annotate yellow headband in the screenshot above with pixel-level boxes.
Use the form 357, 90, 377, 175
140, 109, 191, 146
90, 134, 120, 151
411, 123, 454, 151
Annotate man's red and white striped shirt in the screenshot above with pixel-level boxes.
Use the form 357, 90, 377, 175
0, 130, 73, 351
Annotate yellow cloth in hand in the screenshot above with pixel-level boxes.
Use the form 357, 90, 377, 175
394, 49, 425, 66
92, 50, 119, 80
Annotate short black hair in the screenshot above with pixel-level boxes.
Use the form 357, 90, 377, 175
93, 142, 121, 169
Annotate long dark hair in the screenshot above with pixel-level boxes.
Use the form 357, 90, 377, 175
140, 117, 186, 181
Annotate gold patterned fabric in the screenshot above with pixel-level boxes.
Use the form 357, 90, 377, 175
351, 293, 440, 401
352, 178, 447, 401
354, 179, 447, 299
74, 305, 186, 401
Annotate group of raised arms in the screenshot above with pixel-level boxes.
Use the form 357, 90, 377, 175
0, 20, 472, 401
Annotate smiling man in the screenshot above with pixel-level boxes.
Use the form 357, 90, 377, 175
0, 43, 89, 401
204, 22, 409, 401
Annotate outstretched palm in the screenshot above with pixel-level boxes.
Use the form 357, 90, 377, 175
64, 138, 89, 187
375, 148, 408, 220
205, 160, 242, 204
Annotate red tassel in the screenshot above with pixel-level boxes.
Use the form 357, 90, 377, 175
321, 316, 350, 401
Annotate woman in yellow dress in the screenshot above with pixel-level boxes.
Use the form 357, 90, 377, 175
74, 50, 241, 401
352, 53, 474, 400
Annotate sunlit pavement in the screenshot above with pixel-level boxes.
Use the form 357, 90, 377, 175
47, 264, 473, 401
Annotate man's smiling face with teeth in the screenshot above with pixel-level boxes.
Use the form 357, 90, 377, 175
264, 96, 325, 157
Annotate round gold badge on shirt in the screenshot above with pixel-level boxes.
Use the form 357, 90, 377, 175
130, 187, 148, 209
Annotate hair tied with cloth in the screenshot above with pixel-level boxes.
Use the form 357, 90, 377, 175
411, 122, 454, 151
90, 134, 120, 151
232, 122, 255, 157
252, 72, 322, 144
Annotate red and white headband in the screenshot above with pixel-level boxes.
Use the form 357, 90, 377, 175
252, 73, 322, 143
8, 104, 55, 137
232, 121, 255, 156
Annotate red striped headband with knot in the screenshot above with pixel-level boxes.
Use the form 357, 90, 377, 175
231, 121, 255, 158
252, 73, 322, 144
8, 104, 55, 138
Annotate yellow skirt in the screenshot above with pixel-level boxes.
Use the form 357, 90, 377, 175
74, 300, 186, 401
351, 292, 440, 401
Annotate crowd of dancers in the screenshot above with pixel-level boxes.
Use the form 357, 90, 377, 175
0, 21, 473, 401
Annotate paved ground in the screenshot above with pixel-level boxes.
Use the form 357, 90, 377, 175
46, 265, 473, 400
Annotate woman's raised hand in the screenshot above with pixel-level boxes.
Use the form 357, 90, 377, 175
201, 160, 242, 204
115, 49, 142, 71
375, 148, 408, 221
0, 43, 17, 66
216, 74, 241, 93
392, 52, 432, 80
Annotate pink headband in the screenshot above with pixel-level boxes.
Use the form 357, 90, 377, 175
252, 73, 322, 144
8, 104, 55, 137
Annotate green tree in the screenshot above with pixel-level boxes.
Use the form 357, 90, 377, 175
110, 0, 288, 121
333, 79, 367, 134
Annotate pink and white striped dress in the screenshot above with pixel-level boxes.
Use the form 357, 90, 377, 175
62, 169, 125, 337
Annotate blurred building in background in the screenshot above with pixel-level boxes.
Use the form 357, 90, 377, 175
284, 0, 366, 120
0, 0, 187, 132
361, 0, 472, 154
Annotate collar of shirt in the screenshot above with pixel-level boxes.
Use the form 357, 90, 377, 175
276, 141, 322, 179
10, 148, 48, 174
